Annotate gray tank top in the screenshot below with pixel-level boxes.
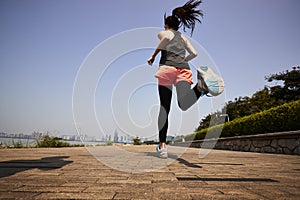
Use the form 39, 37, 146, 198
159, 31, 190, 69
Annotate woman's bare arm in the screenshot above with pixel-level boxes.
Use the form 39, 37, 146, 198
182, 35, 198, 62
147, 31, 173, 65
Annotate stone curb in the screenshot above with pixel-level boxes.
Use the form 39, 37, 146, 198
174, 130, 300, 155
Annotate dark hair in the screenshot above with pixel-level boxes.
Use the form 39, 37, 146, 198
164, 0, 203, 36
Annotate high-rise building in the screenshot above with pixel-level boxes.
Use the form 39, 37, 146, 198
113, 129, 119, 143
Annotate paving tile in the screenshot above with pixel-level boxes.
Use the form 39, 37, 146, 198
0, 146, 299, 199
35, 192, 115, 199
0, 191, 40, 199
12, 185, 87, 193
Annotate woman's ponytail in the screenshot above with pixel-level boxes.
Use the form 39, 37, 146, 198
170, 0, 203, 36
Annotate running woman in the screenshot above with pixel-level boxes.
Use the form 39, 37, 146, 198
147, 0, 207, 158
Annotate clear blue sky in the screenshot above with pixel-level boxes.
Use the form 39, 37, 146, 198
1, 0, 299, 139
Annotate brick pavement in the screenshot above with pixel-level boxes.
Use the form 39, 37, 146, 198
0, 146, 299, 199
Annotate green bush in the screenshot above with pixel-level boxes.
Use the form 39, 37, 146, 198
133, 137, 141, 145
106, 140, 113, 146
185, 100, 300, 141
12, 140, 24, 148
35, 135, 71, 148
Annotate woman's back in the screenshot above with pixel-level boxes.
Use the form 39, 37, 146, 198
159, 31, 189, 69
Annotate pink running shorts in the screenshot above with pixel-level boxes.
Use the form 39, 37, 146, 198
155, 66, 193, 86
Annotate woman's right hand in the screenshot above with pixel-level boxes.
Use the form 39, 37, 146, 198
147, 56, 155, 66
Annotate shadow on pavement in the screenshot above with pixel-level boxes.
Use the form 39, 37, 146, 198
146, 152, 202, 168
177, 177, 279, 182
147, 152, 279, 183
193, 162, 244, 166
176, 158, 202, 168
0, 156, 73, 178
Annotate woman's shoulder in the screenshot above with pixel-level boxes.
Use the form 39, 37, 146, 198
158, 30, 175, 40
178, 33, 189, 44
179, 32, 187, 40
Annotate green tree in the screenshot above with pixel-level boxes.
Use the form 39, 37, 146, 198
195, 113, 211, 131
265, 66, 300, 101
248, 87, 279, 112
196, 66, 300, 131
225, 96, 252, 120
133, 137, 141, 145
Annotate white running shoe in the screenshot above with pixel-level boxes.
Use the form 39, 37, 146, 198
158, 148, 168, 159
156, 144, 168, 159
197, 66, 225, 96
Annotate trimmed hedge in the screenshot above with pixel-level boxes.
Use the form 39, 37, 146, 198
184, 100, 300, 141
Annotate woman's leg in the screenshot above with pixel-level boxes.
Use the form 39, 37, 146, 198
158, 85, 172, 148
176, 81, 203, 111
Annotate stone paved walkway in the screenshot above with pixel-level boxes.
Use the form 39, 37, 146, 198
0, 146, 299, 199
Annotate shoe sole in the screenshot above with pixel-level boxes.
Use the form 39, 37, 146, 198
157, 146, 168, 159
197, 66, 224, 96
159, 153, 168, 159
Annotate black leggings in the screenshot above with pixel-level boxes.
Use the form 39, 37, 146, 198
158, 81, 202, 143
